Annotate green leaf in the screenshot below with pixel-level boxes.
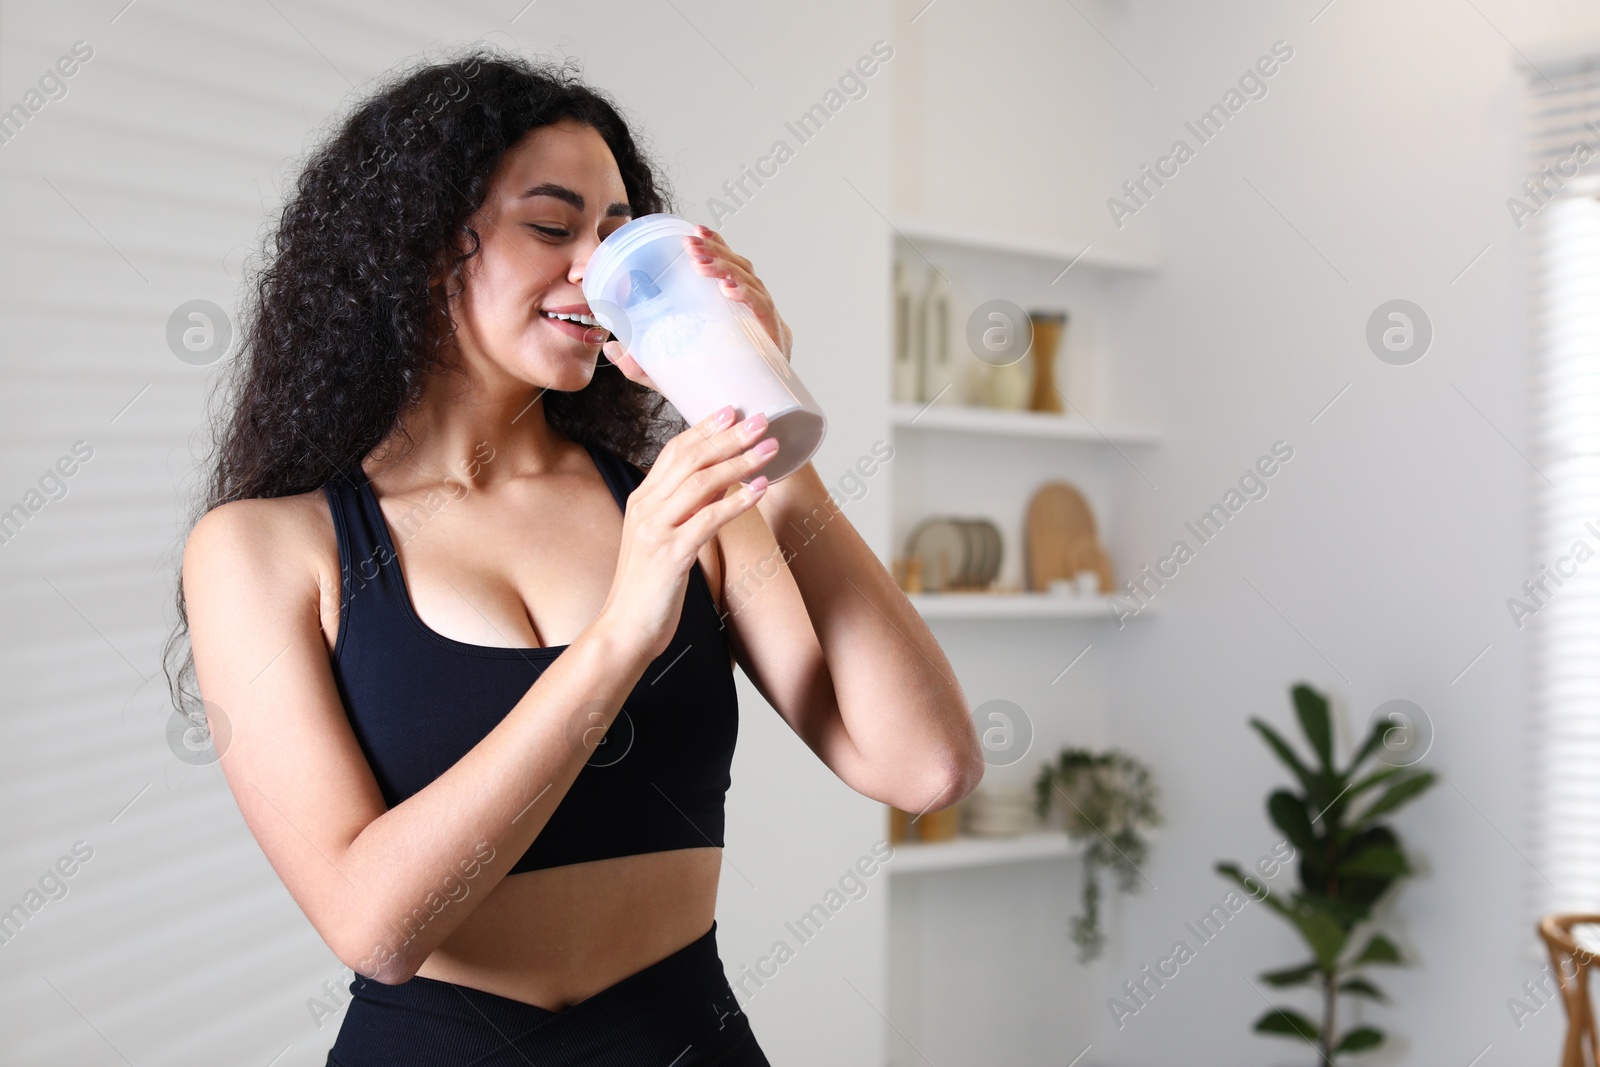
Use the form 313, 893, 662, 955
1307, 894, 1374, 930
1347, 715, 1392, 775
1338, 977, 1387, 1001
1250, 718, 1321, 798
1297, 892, 1360, 924
1215, 863, 1291, 919
1335, 1026, 1385, 1053
1288, 900, 1350, 970
1328, 826, 1405, 910
1351, 934, 1403, 965
1352, 771, 1437, 829
1216, 864, 1349, 968
1333, 767, 1407, 819
1254, 1008, 1320, 1041
1292, 683, 1334, 771
1268, 790, 1317, 856
1261, 961, 1320, 987
1337, 845, 1411, 878
1032, 764, 1053, 820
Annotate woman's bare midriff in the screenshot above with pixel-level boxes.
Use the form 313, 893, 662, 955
412, 847, 723, 1010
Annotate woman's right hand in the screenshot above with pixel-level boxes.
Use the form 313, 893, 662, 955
594, 405, 779, 663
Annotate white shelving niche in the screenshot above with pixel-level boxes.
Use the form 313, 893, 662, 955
886, 214, 1161, 629
882, 216, 1161, 1067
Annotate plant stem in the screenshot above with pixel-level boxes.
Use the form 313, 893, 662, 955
1321, 967, 1337, 1063
1321, 792, 1340, 1063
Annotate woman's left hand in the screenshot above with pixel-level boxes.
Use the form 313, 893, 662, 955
681, 225, 793, 363
600, 224, 794, 389
685, 225, 794, 362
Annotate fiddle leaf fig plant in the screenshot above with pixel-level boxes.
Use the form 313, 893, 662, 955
1216, 682, 1436, 1063
1033, 748, 1160, 962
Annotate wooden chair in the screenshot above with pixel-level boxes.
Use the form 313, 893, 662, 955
1539, 914, 1600, 1067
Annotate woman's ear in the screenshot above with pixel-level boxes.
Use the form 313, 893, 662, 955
429, 222, 480, 290
425, 245, 454, 294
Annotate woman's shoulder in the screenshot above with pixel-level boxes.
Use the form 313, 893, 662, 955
187, 486, 335, 550
182, 488, 341, 608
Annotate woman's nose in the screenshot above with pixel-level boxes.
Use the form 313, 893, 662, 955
569, 231, 604, 284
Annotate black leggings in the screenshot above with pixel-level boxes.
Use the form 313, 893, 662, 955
325, 921, 770, 1067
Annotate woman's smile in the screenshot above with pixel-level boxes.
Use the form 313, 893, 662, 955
539, 303, 610, 346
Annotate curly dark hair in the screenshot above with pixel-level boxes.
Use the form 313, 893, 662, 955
162, 46, 681, 720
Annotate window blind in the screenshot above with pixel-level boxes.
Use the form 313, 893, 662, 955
1528, 58, 1600, 917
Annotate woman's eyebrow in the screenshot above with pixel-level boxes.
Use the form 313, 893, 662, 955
520, 182, 632, 217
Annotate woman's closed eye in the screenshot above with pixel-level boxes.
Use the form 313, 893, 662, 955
527, 224, 570, 239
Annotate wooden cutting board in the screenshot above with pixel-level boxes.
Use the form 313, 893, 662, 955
1025, 482, 1112, 593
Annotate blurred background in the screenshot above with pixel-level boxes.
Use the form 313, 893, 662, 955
4, 0, 1600, 1063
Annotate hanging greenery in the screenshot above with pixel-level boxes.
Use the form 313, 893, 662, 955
1033, 747, 1161, 962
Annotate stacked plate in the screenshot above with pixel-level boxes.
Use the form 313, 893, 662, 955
961, 784, 1036, 837
906, 517, 1003, 591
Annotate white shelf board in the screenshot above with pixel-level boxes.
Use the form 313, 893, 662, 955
890, 402, 1159, 444
909, 592, 1148, 620
888, 830, 1084, 875
890, 213, 1162, 273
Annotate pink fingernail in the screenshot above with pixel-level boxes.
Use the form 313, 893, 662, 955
747, 475, 769, 494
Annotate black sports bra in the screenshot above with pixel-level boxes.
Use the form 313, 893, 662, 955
321, 441, 740, 875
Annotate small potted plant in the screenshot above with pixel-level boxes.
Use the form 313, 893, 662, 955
1033, 747, 1160, 962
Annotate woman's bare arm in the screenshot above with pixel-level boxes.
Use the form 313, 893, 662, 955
715, 458, 985, 814
650, 225, 983, 813
183, 497, 651, 984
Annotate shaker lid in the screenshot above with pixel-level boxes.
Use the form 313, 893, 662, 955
624, 268, 663, 308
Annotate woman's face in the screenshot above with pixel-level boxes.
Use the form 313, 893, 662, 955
442, 118, 633, 392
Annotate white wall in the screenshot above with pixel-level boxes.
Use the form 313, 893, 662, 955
0, 1, 891, 1063
889, 0, 1161, 262
1102, 1, 1600, 1062
887, 0, 1600, 1063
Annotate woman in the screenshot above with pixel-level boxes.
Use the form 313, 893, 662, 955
171, 49, 980, 1066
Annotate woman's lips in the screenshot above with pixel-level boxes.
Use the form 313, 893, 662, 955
541, 313, 609, 345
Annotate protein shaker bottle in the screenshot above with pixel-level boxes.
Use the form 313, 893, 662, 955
582, 213, 827, 482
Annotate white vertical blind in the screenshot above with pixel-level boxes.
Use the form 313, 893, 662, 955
0, 5, 476, 1063
1529, 60, 1600, 915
